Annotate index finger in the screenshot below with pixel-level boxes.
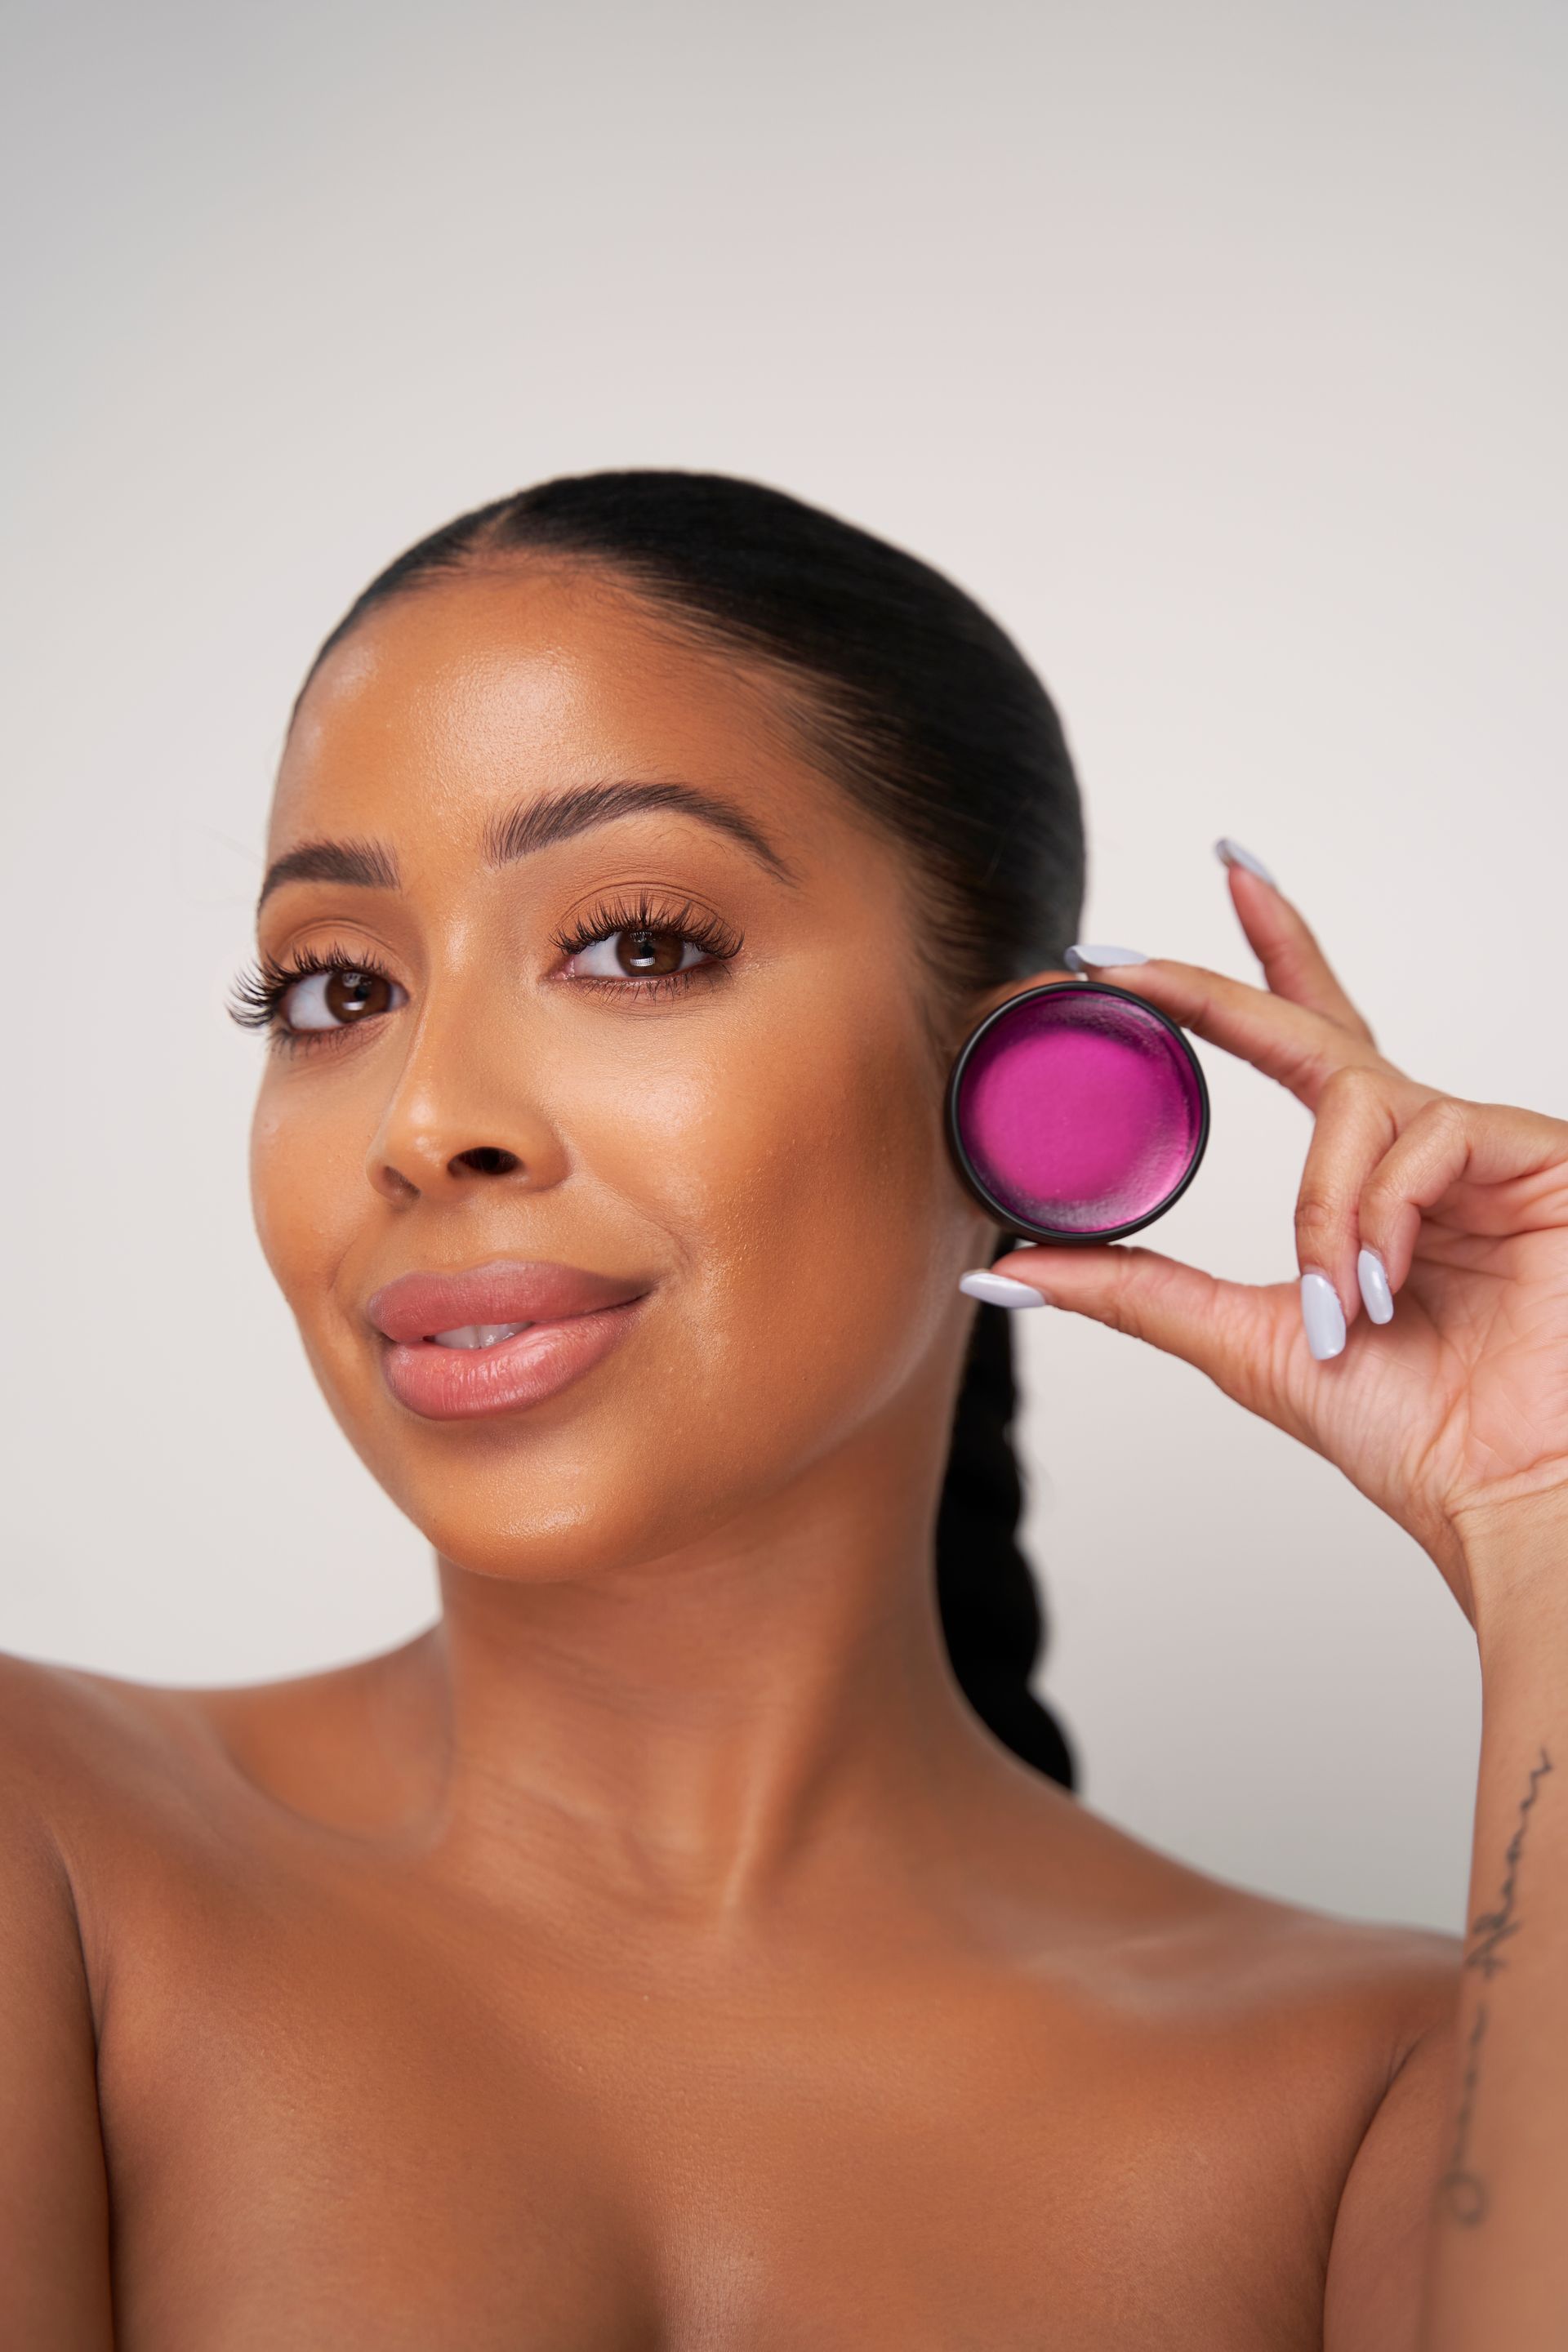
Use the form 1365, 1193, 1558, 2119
1079, 952, 1387, 1111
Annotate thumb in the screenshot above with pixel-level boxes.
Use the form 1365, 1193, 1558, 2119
980, 1241, 1279, 1407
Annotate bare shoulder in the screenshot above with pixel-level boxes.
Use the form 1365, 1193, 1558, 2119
0, 1646, 222, 1826
0, 1643, 318, 1884
1070, 1804, 1462, 2350
1032, 1781, 1461, 2069
0, 1654, 120, 2345
0, 1632, 442, 1837
0, 1647, 239, 1962
0, 1647, 162, 1815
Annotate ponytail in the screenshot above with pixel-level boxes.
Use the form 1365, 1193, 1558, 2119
936, 1294, 1074, 1788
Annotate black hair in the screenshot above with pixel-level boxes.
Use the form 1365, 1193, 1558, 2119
297, 470, 1081, 1789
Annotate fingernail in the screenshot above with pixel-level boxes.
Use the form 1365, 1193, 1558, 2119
960, 1269, 1051, 1310
1215, 838, 1278, 888
1357, 1246, 1394, 1325
1299, 1269, 1346, 1360
1064, 943, 1150, 973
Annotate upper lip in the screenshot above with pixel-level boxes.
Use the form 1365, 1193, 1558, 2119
365, 1258, 650, 1344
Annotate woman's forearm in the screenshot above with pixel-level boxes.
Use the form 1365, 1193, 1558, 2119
1421, 1499, 1568, 2347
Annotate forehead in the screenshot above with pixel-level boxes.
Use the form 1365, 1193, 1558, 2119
270, 564, 850, 858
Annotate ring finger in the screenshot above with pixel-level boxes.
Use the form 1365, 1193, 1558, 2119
1292, 1063, 1410, 1358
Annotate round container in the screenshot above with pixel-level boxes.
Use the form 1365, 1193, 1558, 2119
945, 980, 1209, 1243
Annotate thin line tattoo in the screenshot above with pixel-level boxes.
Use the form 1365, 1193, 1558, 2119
1438, 1745, 1553, 2227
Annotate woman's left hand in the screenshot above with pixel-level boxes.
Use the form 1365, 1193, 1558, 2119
989, 855, 1568, 1622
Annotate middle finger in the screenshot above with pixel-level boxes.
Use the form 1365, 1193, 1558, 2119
1220, 858, 1379, 1045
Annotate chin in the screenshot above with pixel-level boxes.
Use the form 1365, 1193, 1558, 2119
336, 1392, 743, 1588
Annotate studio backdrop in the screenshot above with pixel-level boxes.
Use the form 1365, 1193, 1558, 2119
4, 0, 1564, 1934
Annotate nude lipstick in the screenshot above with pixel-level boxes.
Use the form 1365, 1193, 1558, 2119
365, 1259, 649, 1421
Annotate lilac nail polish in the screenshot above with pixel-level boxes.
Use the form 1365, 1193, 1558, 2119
1300, 1270, 1346, 1361
1357, 1247, 1394, 1325
1215, 838, 1278, 888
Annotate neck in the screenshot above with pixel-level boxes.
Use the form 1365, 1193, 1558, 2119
406, 1393, 1009, 1919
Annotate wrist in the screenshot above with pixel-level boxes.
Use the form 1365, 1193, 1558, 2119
1450, 1490, 1568, 1668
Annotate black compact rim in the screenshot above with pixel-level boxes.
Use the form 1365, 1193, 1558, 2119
943, 978, 1211, 1245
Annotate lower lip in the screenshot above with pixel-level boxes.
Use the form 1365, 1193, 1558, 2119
378, 1298, 645, 1423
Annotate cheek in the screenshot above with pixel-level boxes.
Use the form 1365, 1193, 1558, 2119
570, 1004, 960, 1454
248, 1072, 367, 1309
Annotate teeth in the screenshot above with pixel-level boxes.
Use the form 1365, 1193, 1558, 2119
427, 1322, 532, 1351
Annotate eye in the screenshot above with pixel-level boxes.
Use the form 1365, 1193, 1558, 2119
281, 965, 408, 1031
228, 945, 411, 1045
548, 891, 743, 1000
567, 925, 710, 982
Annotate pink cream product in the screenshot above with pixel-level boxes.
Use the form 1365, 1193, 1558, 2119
945, 980, 1209, 1242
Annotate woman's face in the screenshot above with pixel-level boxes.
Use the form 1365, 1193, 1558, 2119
251, 564, 1014, 1579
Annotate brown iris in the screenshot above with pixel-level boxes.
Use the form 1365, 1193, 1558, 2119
617, 927, 686, 976
323, 968, 397, 1022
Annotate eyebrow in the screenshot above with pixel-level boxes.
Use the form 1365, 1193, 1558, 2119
256, 838, 399, 911
256, 778, 797, 913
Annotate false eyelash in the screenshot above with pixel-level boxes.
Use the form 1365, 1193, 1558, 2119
227, 895, 742, 1046
226, 939, 400, 1036
550, 890, 743, 978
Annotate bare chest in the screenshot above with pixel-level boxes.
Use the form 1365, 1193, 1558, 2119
92, 1853, 1334, 2351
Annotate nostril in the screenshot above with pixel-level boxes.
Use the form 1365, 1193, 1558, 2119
451, 1146, 522, 1178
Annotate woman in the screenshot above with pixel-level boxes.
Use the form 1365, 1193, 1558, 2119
5, 470, 1565, 2349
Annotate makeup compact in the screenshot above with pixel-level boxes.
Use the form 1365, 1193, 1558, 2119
945, 981, 1209, 1243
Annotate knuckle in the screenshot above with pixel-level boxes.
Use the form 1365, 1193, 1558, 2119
1319, 1060, 1379, 1106
1104, 1245, 1144, 1332
1399, 1091, 1471, 1160
1106, 1245, 1157, 1342
1359, 1170, 1399, 1225
1260, 939, 1314, 998
1421, 1091, 1469, 1136
1294, 1187, 1342, 1245
1276, 1044, 1325, 1098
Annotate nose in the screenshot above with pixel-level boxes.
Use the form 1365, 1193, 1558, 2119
364, 1003, 570, 1205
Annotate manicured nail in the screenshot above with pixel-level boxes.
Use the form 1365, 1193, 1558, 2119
1064, 943, 1149, 973
1357, 1246, 1394, 1325
1299, 1270, 1346, 1360
1215, 838, 1278, 888
960, 1269, 1050, 1310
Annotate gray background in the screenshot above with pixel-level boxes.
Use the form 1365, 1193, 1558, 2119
3, 0, 1563, 1932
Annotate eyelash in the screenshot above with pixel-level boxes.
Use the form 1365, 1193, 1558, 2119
226, 938, 401, 1056
228, 893, 742, 1051
550, 890, 742, 1000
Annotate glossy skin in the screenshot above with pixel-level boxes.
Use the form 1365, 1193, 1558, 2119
2, 565, 1460, 2348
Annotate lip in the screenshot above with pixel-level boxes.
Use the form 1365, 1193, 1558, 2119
365, 1258, 652, 1423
